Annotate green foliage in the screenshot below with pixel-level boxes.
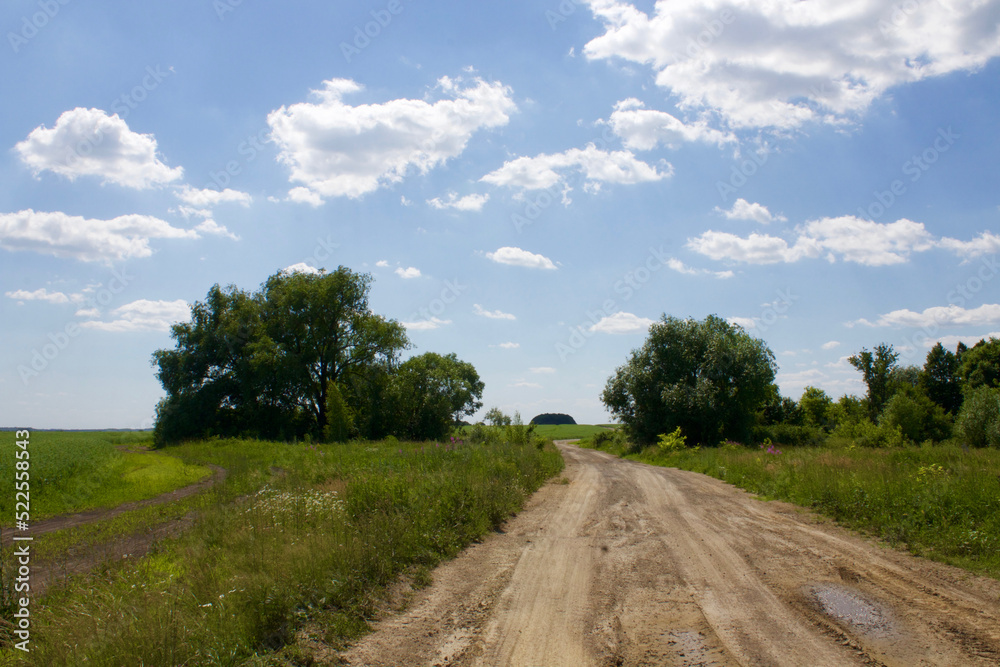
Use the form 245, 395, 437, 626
878, 385, 952, 443
827, 394, 867, 428
390, 353, 484, 441
484, 407, 511, 427
656, 427, 688, 453
960, 337, 1000, 390
832, 418, 906, 448
323, 381, 356, 442
529, 413, 577, 425
601, 314, 777, 445
620, 444, 1000, 577
849, 343, 899, 420
920, 342, 963, 414
12, 435, 563, 663
753, 423, 826, 447
799, 386, 833, 430
955, 386, 1000, 448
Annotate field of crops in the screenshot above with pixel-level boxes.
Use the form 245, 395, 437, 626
0, 431, 210, 522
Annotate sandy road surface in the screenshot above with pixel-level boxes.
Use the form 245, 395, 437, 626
339, 442, 1000, 666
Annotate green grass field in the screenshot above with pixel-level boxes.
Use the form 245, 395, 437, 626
530, 424, 616, 440
1, 434, 564, 664
584, 437, 1000, 578
0, 431, 211, 523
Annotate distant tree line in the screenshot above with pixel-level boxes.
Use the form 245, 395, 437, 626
152, 267, 483, 445
530, 413, 577, 425
600, 313, 1000, 448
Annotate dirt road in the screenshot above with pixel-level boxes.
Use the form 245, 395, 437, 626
339, 441, 1000, 666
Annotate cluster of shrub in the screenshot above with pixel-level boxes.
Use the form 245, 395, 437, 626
757, 340, 1000, 448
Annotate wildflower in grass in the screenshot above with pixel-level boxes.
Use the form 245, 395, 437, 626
759, 438, 781, 455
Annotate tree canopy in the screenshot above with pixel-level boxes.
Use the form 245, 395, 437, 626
601, 314, 777, 445
152, 267, 482, 444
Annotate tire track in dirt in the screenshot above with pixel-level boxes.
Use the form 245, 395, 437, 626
337, 442, 1000, 666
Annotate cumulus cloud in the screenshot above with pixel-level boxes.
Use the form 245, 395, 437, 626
5, 288, 70, 305
715, 198, 786, 224
395, 267, 421, 279
194, 219, 239, 241
375, 260, 390, 267
0, 209, 198, 263
286, 187, 325, 207
79, 299, 190, 332
923, 332, 1000, 348
481, 143, 669, 196
822, 340, 841, 350
666, 257, 734, 279
403, 317, 450, 331
531, 366, 556, 374
496, 341, 520, 349
282, 262, 321, 275
15, 107, 183, 189
608, 98, 735, 150
589, 311, 654, 334
938, 231, 1000, 261
854, 304, 1000, 329
267, 76, 515, 200
582, 0, 1000, 129
175, 185, 252, 207
688, 216, 940, 266
427, 192, 490, 212
485, 246, 557, 270
473, 304, 516, 320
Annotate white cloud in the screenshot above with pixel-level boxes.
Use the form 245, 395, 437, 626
530, 366, 556, 374
485, 246, 557, 270
175, 186, 252, 208
15, 107, 183, 189
0, 209, 198, 263
688, 216, 938, 266
608, 98, 735, 150
589, 311, 654, 334
923, 332, 1000, 348
855, 304, 1000, 329
267, 76, 515, 199
727, 316, 758, 330
287, 187, 325, 207
666, 257, 734, 279
282, 262, 321, 275
427, 192, 490, 212
5, 288, 70, 305
511, 381, 542, 389
403, 317, 451, 331
821, 340, 841, 350
687, 230, 818, 264
395, 267, 421, 279
194, 219, 239, 241
715, 198, 786, 224
480, 143, 669, 196
473, 303, 516, 320
80, 299, 190, 333
938, 231, 1000, 260
582, 0, 1000, 129
497, 342, 520, 349
375, 260, 390, 268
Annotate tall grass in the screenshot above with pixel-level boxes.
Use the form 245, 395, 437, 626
585, 439, 1000, 577
4, 436, 563, 665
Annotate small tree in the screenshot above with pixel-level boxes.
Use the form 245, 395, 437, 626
955, 386, 1000, 448
920, 342, 963, 414
799, 386, 833, 430
849, 343, 899, 421
323, 381, 355, 442
877, 385, 952, 443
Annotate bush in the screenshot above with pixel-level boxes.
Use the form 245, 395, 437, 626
832, 418, 906, 448
753, 423, 826, 447
955, 386, 1000, 448
656, 427, 688, 453
878, 386, 952, 444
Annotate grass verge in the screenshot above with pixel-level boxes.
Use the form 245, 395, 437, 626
2, 436, 563, 664
583, 438, 1000, 578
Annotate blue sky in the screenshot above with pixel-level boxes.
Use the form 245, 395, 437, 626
3, 0, 999, 428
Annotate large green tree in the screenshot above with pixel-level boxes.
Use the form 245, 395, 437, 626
153, 267, 409, 443
920, 342, 963, 414
849, 343, 899, 420
601, 315, 777, 445
959, 337, 1000, 391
